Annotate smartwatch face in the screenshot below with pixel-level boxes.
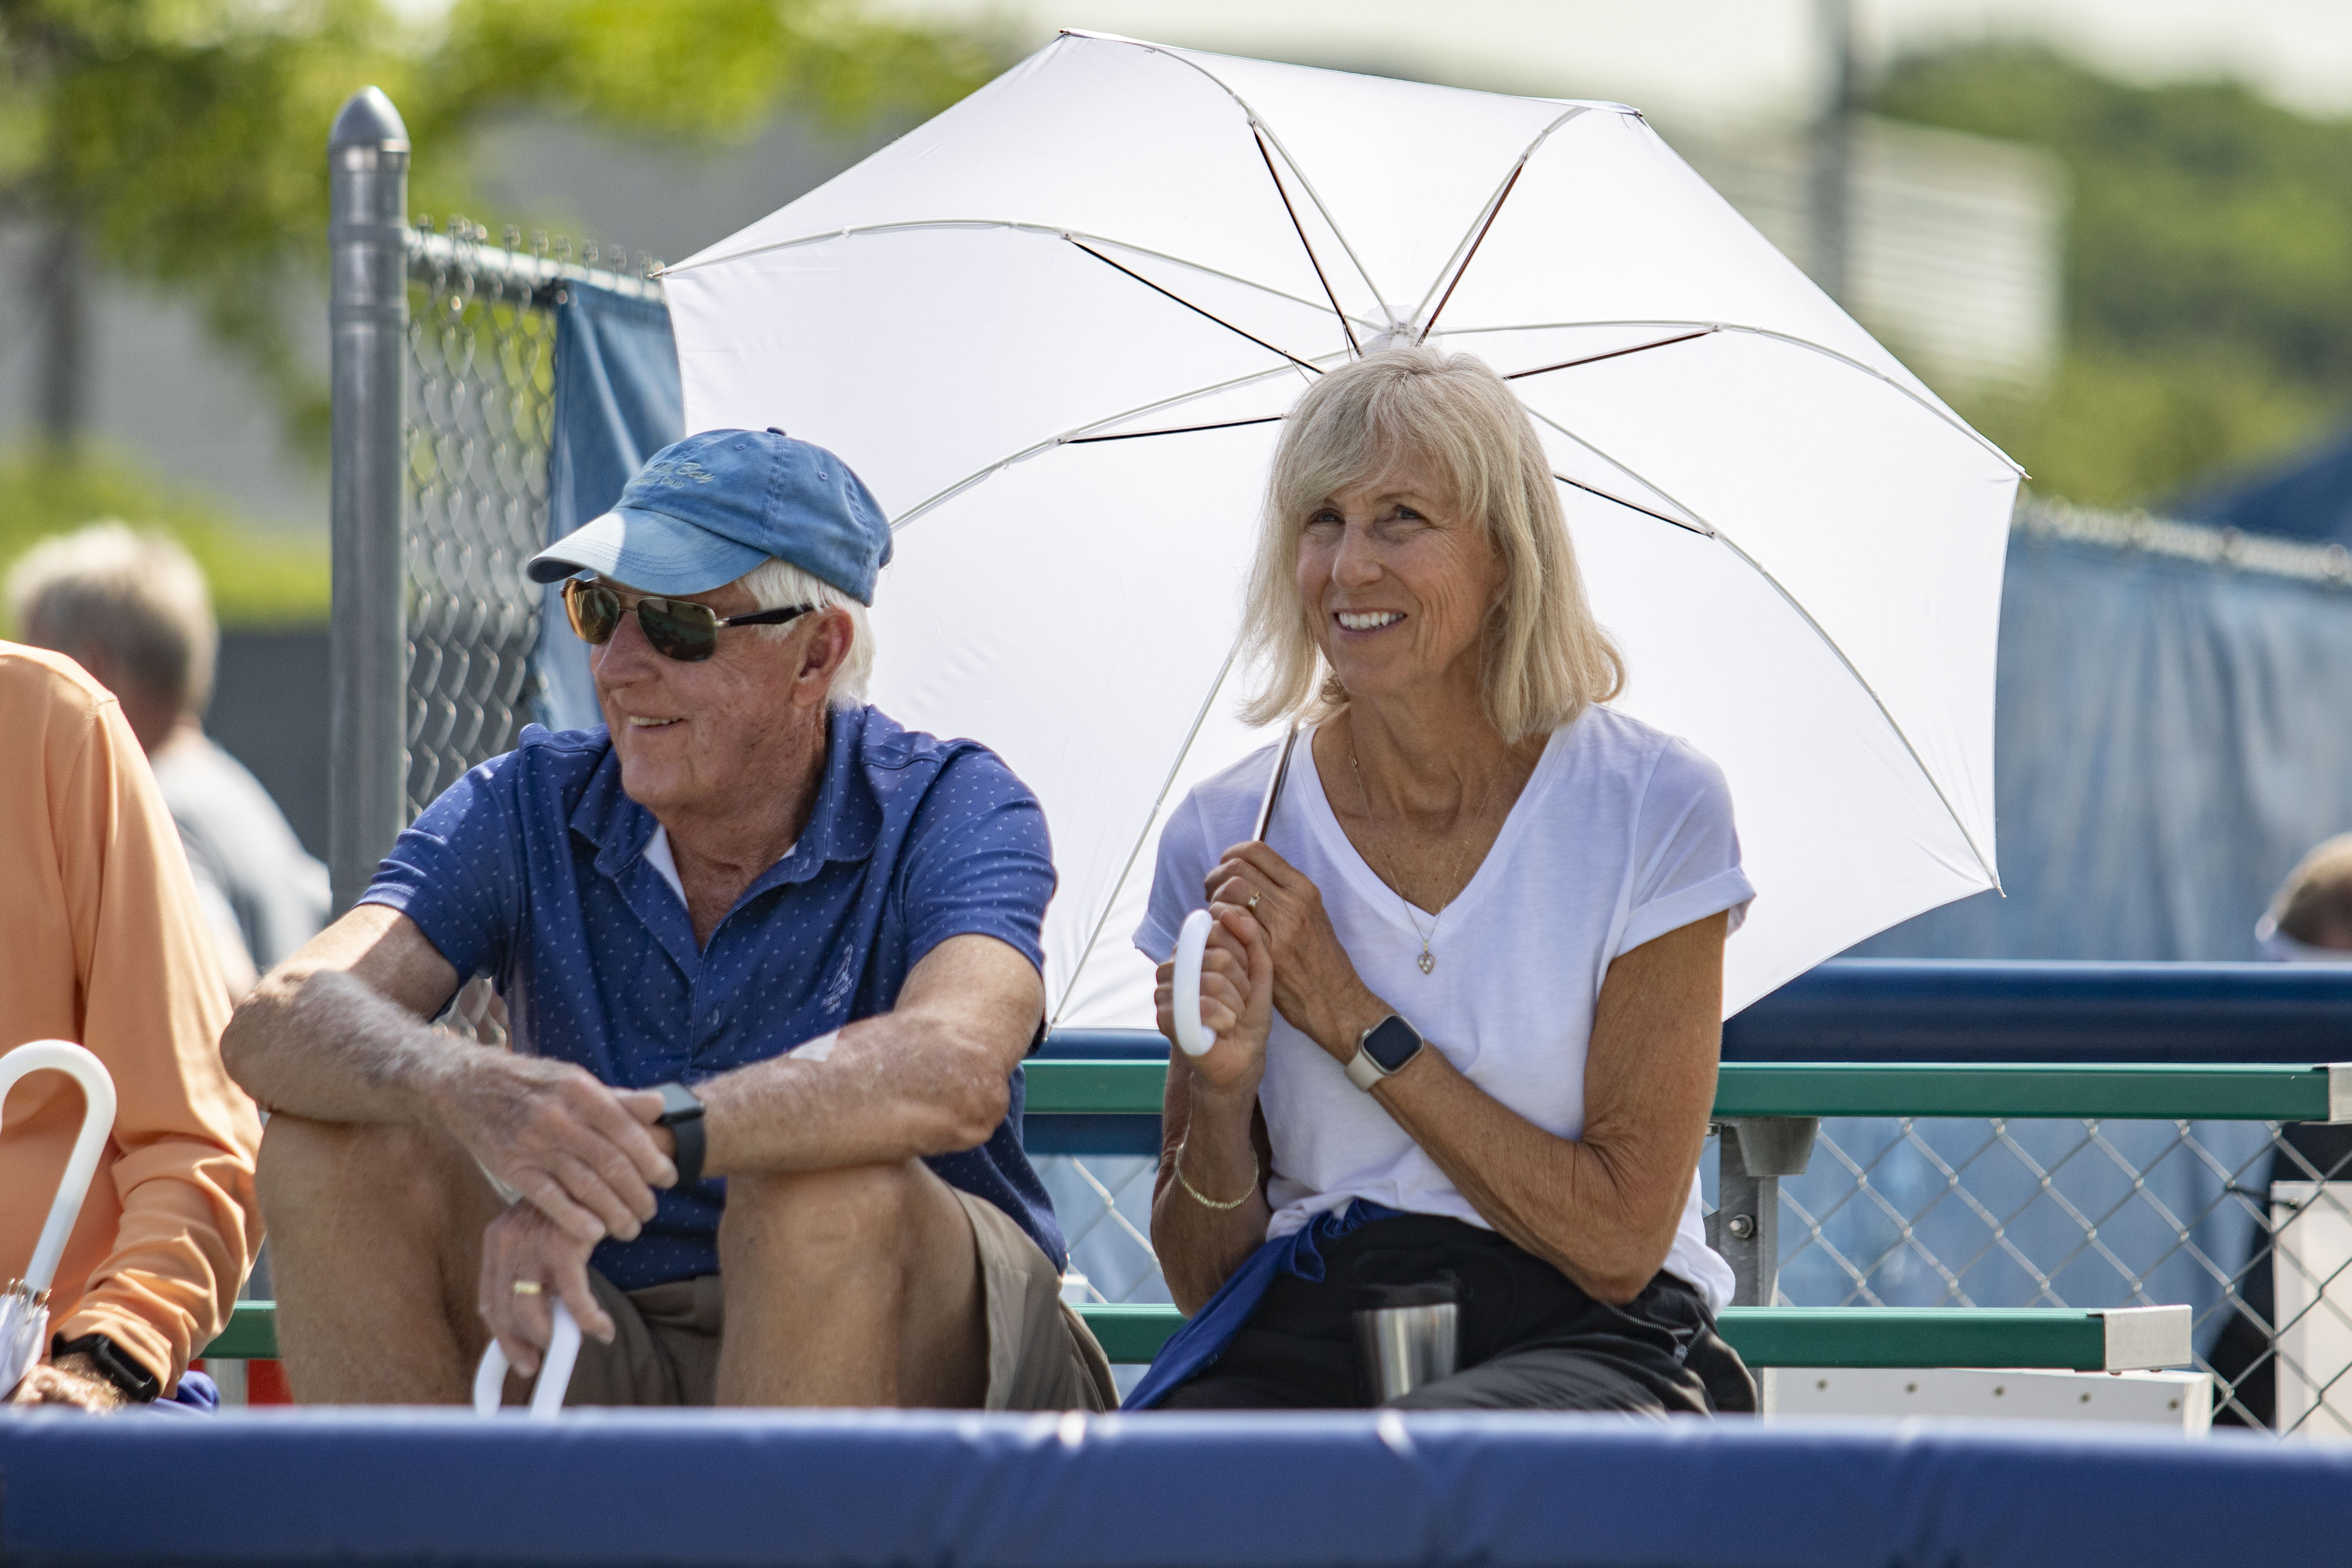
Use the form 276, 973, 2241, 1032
1363, 1014, 1424, 1074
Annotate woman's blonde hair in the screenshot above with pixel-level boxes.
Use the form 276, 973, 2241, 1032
1237, 345, 1624, 742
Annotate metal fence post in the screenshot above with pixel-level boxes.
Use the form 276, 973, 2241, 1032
328, 87, 411, 912
1711, 1118, 1820, 1307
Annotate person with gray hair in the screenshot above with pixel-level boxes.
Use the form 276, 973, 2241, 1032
7, 523, 330, 995
1129, 346, 1755, 1413
224, 429, 1111, 1412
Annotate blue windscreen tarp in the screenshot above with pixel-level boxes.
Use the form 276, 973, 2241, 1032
535, 281, 686, 733
2172, 422, 2352, 548
1852, 529, 2352, 964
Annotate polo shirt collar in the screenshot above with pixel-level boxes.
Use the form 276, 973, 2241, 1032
572, 706, 882, 891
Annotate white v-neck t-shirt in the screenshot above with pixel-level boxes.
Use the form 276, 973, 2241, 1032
1136, 704, 1753, 1310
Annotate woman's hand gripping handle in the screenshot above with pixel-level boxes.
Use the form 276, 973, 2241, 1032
1157, 899, 1274, 1095
1171, 910, 1218, 1057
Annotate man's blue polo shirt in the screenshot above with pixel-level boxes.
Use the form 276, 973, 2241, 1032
359, 704, 1066, 1291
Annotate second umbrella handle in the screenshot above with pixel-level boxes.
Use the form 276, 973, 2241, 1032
473, 1299, 582, 1418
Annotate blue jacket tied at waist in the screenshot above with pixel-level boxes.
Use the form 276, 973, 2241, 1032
1124, 1201, 1400, 1410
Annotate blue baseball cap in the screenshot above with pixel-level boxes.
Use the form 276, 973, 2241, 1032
526, 429, 893, 604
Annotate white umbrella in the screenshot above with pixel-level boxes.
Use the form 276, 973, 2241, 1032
662, 31, 2015, 1026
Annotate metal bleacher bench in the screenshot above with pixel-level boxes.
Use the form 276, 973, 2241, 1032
204, 1033, 2352, 1376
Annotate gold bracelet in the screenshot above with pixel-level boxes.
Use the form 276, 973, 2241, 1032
1173, 1138, 1258, 1211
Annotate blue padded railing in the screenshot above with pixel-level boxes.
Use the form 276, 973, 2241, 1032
1716, 958, 2352, 1063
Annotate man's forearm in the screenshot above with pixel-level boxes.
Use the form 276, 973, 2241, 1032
224, 967, 467, 1126
699, 1011, 1017, 1177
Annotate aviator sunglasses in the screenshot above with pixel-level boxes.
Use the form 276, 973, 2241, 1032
562, 577, 817, 663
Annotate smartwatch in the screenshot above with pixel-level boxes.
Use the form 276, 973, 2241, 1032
1344, 1014, 1426, 1092
50, 1332, 161, 1403
652, 1081, 708, 1187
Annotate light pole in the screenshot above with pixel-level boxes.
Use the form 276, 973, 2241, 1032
1810, 0, 1856, 307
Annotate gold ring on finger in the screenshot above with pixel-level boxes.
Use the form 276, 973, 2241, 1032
511, 1280, 545, 1297
1247, 893, 1262, 911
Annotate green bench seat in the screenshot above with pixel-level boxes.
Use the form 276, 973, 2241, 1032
199, 1057, 2270, 1379
1025, 1058, 2352, 1122
201, 1300, 2192, 1373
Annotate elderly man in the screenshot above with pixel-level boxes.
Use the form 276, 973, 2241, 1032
225, 430, 1111, 1409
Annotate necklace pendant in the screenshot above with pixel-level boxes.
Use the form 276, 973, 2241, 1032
1417, 950, 1436, 975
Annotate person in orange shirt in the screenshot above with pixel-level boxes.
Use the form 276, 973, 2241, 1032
0, 642, 262, 1410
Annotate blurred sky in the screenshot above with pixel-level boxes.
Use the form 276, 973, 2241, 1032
864, 0, 2352, 124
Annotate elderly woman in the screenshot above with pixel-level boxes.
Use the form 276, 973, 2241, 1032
1129, 346, 1755, 1414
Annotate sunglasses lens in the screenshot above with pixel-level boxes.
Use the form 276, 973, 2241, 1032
637, 598, 721, 662
565, 581, 622, 645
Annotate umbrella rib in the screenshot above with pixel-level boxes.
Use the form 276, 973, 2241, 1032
1047, 638, 1249, 1030
1453, 317, 2023, 475
1417, 160, 1526, 344
1529, 407, 2002, 892
1504, 327, 1718, 379
1067, 238, 1326, 377
1068, 416, 1284, 445
888, 363, 1321, 533
1526, 408, 1711, 531
666, 221, 1370, 332
1253, 126, 1359, 356
1552, 472, 1710, 536
1406, 105, 1592, 334
1104, 37, 1394, 322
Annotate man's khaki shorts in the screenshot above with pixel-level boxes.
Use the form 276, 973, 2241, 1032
561, 1189, 1115, 1411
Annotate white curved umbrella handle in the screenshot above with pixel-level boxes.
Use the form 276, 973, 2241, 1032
1, 1041, 117, 1295
1172, 909, 1216, 1058
1170, 725, 1299, 1061
473, 1298, 581, 1418
0, 1041, 114, 1399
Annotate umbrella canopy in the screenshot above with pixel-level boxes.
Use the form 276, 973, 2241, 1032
662, 31, 2018, 1026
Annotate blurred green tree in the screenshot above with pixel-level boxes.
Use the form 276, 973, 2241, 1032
0, 0, 998, 453
1873, 42, 2352, 506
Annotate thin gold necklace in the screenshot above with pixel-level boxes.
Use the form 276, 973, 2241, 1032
1349, 746, 1504, 975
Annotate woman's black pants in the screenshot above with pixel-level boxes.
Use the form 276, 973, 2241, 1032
1159, 1214, 1755, 1414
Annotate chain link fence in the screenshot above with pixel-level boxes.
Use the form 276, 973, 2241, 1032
402, 220, 661, 816
382, 203, 2352, 1435
1042, 1124, 2352, 1432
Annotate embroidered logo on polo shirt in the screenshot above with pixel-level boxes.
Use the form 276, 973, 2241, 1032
821, 949, 856, 1014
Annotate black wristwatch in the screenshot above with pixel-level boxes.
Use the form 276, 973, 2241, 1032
1344, 1013, 1426, 1091
652, 1081, 708, 1187
50, 1332, 161, 1403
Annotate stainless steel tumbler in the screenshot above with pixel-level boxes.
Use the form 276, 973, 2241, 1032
1353, 1283, 1460, 1403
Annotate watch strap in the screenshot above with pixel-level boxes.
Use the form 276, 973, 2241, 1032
50, 1332, 161, 1403
652, 1081, 708, 1188
1343, 1046, 1389, 1092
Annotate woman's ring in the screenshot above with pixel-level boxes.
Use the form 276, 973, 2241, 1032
1247, 893, 1262, 911
511, 1280, 545, 1297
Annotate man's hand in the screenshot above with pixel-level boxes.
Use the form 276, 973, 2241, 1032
426, 1051, 675, 1243
478, 1201, 616, 1379
7, 1354, 132, 1413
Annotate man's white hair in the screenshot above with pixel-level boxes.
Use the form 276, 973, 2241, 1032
736, 556, 873, 709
